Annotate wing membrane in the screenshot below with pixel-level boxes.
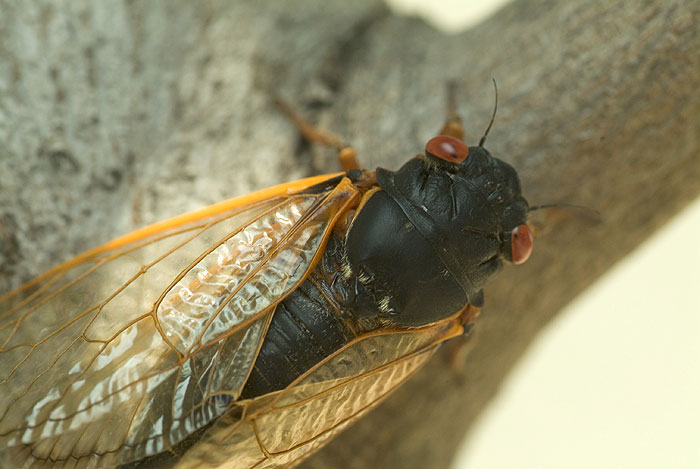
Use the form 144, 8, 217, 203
174, 318, 462, 468
0, 177, 359, 467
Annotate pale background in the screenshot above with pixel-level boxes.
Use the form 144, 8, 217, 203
386, 1, 700, 468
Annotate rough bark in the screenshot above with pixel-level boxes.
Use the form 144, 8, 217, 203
0, 1, 697, 468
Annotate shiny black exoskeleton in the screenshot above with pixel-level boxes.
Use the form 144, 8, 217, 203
348, 146, 530, 325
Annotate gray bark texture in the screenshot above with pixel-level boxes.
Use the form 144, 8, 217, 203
1, 0, 698, 468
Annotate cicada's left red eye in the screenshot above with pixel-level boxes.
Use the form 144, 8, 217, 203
511, 224, 533, 264
425, 135, 469, 164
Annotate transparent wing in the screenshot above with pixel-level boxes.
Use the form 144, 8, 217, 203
175, 317, 463, 469
0, 177, 358, 468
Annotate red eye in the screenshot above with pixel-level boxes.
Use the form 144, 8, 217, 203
511, 224, 533, 264
425, 136, 469, 164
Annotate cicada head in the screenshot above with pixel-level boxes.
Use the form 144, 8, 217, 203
373, 136, 532, 310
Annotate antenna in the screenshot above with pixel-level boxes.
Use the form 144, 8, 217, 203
478, 78, 498, 147
529, 203, 602, 224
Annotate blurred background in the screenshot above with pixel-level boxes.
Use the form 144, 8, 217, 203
386, 1, 700, 468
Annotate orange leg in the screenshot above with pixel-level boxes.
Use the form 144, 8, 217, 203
445, 333, 477, 383
438, 81, 466, 141
274, 96, 361, 172
445, 303, 481, 380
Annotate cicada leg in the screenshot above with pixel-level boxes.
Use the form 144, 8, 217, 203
438, 81, 466, 141
444, 303, 481, 382
274, 96, 360, 172
444, 332, 477, 384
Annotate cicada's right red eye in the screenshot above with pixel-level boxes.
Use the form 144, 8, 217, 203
425, 135, 469, 164
511, 224, 533, 264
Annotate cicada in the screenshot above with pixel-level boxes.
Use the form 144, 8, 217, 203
0, 85, 533, 468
